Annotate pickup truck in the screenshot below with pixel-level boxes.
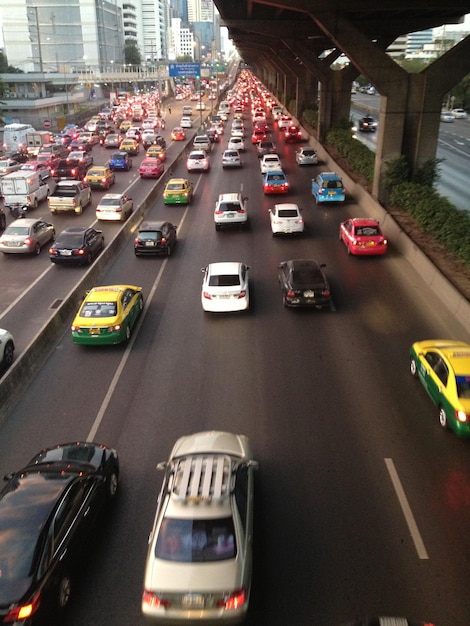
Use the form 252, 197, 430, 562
47, 180, 92, 215
50, 158, 88, 181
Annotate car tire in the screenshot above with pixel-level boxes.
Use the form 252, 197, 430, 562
410, 357, 418, 377
125, 325, 131, 341
0, 213, 6, 231
56, 573, 72, 611
438, 406, 449, 430
166, 245, 171, 257
2, 341, 14, 368
34, 243, 41, 255
107, 470, 119, 499
33, 198, 38, 210
86, 252, 93, 265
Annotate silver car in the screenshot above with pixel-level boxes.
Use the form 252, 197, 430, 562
0, 218, 55, 255
222, 150, 242, 168
142, 431, 258, 624
295, 147, 318, 166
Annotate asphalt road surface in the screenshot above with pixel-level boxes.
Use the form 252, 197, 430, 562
1, 97, 469, 626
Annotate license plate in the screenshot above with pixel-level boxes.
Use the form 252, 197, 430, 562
145, 241, 155, 247
365, 241, 375, 247
219, 294, 230, 299
182, 594, 204, 609
89, 328, 101, 335
59, 249, 72, 256
304, 290, 314, 297
327, 191, 337, 195
226, 213, 235, 218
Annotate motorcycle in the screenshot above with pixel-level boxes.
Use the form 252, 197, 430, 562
9, 205, 28, 219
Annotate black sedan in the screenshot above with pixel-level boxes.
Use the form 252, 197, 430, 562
278, 259, 332, 309
134, 220, 177, 256
0, 442, 119, 625
49, 226, 104, 265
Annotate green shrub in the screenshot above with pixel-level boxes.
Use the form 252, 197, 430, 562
326, 128, 375, 183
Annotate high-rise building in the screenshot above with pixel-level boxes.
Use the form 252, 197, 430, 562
0, 0, 125, 71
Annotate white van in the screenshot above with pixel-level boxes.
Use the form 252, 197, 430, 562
0, 171, 50, 211
182, 105, 193, 116
219, 101, 230, 113
2, 123, 35, 153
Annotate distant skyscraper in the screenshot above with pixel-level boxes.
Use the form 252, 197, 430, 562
406, 29, 433, 55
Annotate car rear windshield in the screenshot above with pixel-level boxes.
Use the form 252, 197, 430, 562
55, 234, 84, 246
278, 209, 298, 218
139, 231, 161, 240
155, 517, 236, 562
356, 226, 380, 236
322, 180, 342, 189
302, 150, 316, 156
209, 273, 241, 287
218, 203, 241, 213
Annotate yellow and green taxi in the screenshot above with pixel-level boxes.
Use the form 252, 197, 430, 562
119, 119, 132, 133
146, 144, 166, 161
410, 339, 470, 437
163, 178, 193, 205
120, 138, 140, 155
84, 165, 115, 190
71, 284, 143, 345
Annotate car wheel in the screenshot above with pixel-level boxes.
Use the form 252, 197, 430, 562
410, 357, 418, 377
56, 573, 72, 611
166, 245, 171, 257
438, 406, 449, 430
138, 295, 143, 311
86, 252, 93, 265
107, 470, 119, 499
125, 325, 131, 341
2, 341, 14, 368
75, 204, 83, 215
34, 243, 41, 255
33, 198, 38, 210
0, 213, 6, 231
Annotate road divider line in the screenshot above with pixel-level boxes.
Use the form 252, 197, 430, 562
384, 457, 429, 560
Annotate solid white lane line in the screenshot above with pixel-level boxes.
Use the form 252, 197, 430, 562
384, 457, 429, 560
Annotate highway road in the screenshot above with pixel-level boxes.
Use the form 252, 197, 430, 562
1, 94, 470, 626
352, 93, 470, 211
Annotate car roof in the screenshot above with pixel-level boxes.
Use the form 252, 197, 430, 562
415, 340, 470, 373
100, 193, 122, 200
207, 261, 243, 274
86, 284, 141, 302
8, 218, 43, 227
274, 203, 299, 211
318, 171, 342, 180
139, 221, 167, 231
350, 217, 380, 226
166, 178, 187, 184
217, 192, 242, 202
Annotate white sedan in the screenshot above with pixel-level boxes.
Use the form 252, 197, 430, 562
180, 117, 192, 128
186, 150, 210, 172
95, 193, 133, 221
227, 136, 245, 151
269, 203, 304, 235
201, 262, 250, 312
260, 153, 282, 174
451, 108, 468, 119
0, 328, 15, 370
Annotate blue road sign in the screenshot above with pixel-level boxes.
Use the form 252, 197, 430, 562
168, 62, 201, 78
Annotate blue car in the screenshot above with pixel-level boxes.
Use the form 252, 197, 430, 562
312, 171, 345, 204
109, 151, 132, 172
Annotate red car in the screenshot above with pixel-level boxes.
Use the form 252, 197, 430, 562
254, 121, 268, 133
139, 158, 165, 179
171, 127, 186, 141
339, 218, 388, 256
284, 125, 302, 143
251, 129, 267, 144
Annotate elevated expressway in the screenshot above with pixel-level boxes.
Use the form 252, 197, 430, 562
215, 0, 470, 201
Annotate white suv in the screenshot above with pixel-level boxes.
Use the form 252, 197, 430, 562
214, 193, 248, 231
142, 431, 258, 624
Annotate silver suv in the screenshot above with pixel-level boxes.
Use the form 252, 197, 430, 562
142, 431, 258, 624
214, 193, 248, 231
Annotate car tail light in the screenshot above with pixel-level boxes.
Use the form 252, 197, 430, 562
71, 169, 77, 176
101, 178, 107, 184
322, 288, 331, 297
142, 590, 170, 609
4, 591, 41, 622
216, 588, 246, 611
161, 237, 166, 244
456, 410, 469, 423
237, 208, 245, 213
203, 291, 212, 300
287, 290, 296, 298
74, 248, 85, 256
238, 290, 246, 299
23, 237, 33, 246
49, 247, 57, 255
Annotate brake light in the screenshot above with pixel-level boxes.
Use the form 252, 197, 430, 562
287, 290, 296, 298
4, 591, 41, 622
203, 291, 212, 300
24, 237, 33, 246
322, 288, 331, 297
237, 208, 245, 213
238, 290, 246, 299
456, 410, 469, 423
217, 588, 246, 611
142, 590, 170, 609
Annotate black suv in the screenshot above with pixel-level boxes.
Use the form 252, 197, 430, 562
134, 221, 177, 256
50, 158, 88, 180
0, 442, 119, 625
358, 115, 377, 132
